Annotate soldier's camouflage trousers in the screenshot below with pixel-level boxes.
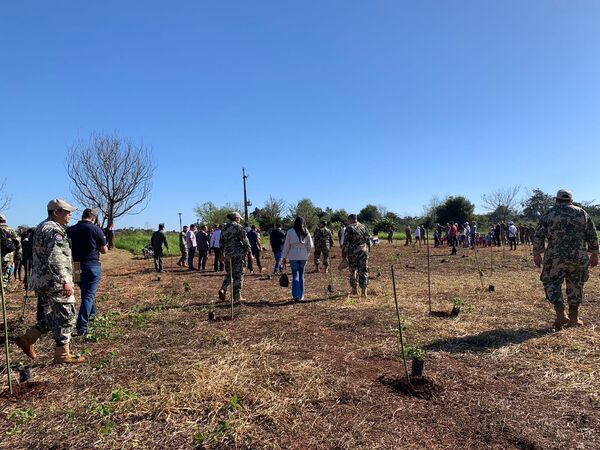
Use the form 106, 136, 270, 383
348, 250, 369, 289
179, 245, 188, 264
1, 259, 11, 288
34, 291, 76, 346
541, 252, 589, 307
221, 255, 247, 301
314, 245, 331, 267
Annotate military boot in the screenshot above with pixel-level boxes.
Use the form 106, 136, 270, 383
567, 305, 583, 327
350, 286, 358, 296
360, 287, 368, 298
53, 344, 85, 364
553, 304, 570, 330
15, 327, 43, 359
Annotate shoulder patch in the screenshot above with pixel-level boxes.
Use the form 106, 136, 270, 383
55, 234, 64, 242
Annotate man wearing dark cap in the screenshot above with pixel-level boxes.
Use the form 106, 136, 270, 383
533, 189, 599, 330
66, 208, 108, 336
15, 198, 85, 363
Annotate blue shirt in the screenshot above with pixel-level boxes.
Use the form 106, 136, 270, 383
66, 220, 107, 266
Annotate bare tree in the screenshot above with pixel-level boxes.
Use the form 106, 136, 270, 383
0, 178, 10, 211
481, 185, 521, 222
66, 132, 155, 229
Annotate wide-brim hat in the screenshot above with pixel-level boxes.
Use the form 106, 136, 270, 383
47, 198, 77, 212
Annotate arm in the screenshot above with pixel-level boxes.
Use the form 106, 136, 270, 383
585, 213, 599, 268
47, 231, 74, 296
282, 230, 291, 260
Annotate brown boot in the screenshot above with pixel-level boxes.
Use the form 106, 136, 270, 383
15, 327, 43, 359
350, 286, 358, 296
567, 305, 583, 327
360, 287, 368, 298
53, 344, 85, 364
218, 288, 226, 301
553, 304, 570, 330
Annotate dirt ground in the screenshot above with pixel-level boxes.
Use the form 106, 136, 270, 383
1, 241, 599, 449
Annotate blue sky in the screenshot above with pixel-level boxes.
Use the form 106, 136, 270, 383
1, 1, 599, 229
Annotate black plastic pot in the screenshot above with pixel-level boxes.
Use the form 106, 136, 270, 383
450, 306, 461, 317
208, 311, 216, 321
411, 358, 424, 377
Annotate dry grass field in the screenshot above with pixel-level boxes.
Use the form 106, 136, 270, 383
1, 240, 599, 449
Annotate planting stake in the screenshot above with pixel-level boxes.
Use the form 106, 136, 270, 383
327, 259, 334, 295
490, 244, 493, 275
0, 247, 13, 394
426, 228, 432, 315
391, 265, 411, 385
230, 257, 234, 319
472, 244, 484, 289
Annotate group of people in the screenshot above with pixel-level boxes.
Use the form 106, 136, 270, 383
4, 188, 598, 371
10, 200, 108, 364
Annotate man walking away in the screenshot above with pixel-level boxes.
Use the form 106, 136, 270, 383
247, 225, 263, 273
342, 214, 371, 297
270, 223, 285, 274
533, 189, 598, 330
66, 208, 108, 336
151, 224, 169, 272
508, 222, 518, 250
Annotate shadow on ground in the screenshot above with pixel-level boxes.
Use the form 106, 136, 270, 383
425, 327, 553, 353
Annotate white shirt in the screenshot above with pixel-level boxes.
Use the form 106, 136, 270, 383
186, 229, 197, 248
282, 228, 314, 261
210, 229, 221, 248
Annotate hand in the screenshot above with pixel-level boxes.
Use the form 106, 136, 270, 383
533, 254, 542, 268
591, 253, 598, 268
63, 283, 74, 296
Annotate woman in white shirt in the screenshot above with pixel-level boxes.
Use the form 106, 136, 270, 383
282, 216, 314, 301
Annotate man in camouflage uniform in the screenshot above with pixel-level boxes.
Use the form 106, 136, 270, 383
151, 223, 169, 272
218, 212, 251, 302
15, 199, 85, 364
342, 214, 371, 297
177, 225, 188, 267
313, 220, 334, 273
533, 189, 598, 330
0, 212, 20, 289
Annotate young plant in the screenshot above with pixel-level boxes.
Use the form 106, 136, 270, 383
405, 345, 426, 361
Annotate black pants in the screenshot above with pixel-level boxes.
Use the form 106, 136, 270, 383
509, 237, 517, 250
198, 249, 208, 270
248, 249, 262, 272
213, 247, 223, 271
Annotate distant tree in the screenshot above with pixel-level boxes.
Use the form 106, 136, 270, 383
66, 132, 155, 228
358, 204, 380, 223
0, 178, 10, 211
194, 201, 243, 226
435, 196, 475, 225
289, 198, 319, 230
253, 196, 287, 230
330, 208, 348, 224
521, 189, 554, 220
481, 185, 521, 223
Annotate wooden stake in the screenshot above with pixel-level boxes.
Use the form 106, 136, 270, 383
391, 265, 411, 385
230, 257, 234, 319
426, 229, 432, 315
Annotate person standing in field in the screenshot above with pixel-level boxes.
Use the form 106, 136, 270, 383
404, 225, 412, 246
313, 220, 334, 273
186, 224, 197, 271
414, 224, 421, 247
508, 221, 518, 250
15, 198, 85, 364
533, 189, 598, 330
420, 225, 426, 245
151, 223, 169, 273
196, 225, 210, 271
178, 225, 188, 267
387, 227, 394, 243
0, 212, 20, 289
269, 222, 286, 275
66, 208, 108, 336
342, 214, 371, 297
282, 216, 314, 301
210, 224, 223, 271
218, 212, 251, 302
246, 224, 263, 274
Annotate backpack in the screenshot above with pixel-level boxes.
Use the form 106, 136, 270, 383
0, 227, 16, 256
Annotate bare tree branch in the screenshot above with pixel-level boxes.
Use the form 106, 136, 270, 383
481, 185, 521, 222
65, 132, 155, 227
0, 178, 10, 211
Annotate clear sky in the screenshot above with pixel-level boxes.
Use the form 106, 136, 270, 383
1, 1, 599, 229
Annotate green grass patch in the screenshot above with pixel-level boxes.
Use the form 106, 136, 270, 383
115, 229, 180, 256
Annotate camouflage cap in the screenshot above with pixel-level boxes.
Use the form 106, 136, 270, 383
47, 198, 77, 212
556, 189, 573, 202
230, 211, 241, 219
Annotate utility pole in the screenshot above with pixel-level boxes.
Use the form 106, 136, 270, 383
178, 212, 182, 232
242, 168, 249, 226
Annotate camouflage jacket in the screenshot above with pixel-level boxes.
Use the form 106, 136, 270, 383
179, 231, 187, 249
342, 222, 371, 258
533, 203, 599, 259
314, 227, 334, 248
0, 224, 20, 261
220, 221, 251, 258
29, 218, 73, 293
